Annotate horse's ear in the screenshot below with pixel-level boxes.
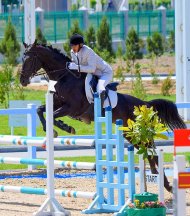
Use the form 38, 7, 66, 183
23, 42, 28, 48
33, 39, 38, 47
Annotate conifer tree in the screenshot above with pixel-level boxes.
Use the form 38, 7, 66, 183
36, 27, 47, 45
147, 32, 164, 64
125, 27, 143, 66
96, 16, 113, 55
0, 18, 20, 65
85, 25, 96, 49
63, 21, 83, 56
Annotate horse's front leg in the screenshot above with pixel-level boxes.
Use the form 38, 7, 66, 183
53, 106, 76, 134
37, 105, 46, 132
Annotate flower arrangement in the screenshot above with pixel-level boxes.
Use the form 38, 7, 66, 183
126, 199, 166, 216
128, 199, 166, 209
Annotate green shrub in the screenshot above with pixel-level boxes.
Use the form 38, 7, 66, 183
161, 75, 173, 96
131, 63, 147, 100
85, 25, 96, 49
36, 27, 47, 45
94, 47, 113, 63
168, 30, 175, 53
126, 28, 143, 66
96, 16, 113, 56
90, 0, 97, 9
114, 66, 125, 83
0, 64, 13, 108
0, 18, 20, 65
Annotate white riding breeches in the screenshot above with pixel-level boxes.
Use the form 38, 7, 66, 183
96, 69, 113, 94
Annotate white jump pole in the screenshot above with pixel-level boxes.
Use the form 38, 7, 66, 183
173, 155, 186, 216
34, 92, 70, 216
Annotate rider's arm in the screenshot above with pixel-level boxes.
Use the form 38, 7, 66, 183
79, 49, 96, 73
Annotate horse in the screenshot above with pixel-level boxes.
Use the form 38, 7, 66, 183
20, 41, 186, 193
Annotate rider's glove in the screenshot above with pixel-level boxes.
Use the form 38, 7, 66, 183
68, 62, 79, 71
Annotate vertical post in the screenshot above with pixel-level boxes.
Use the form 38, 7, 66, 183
46, 93, 54, 199
139, 154, 145, 193
27, 104, 37, 171
158, 6, 166, 37
183, 0, 190, 121
0, 0, 2, 13
94, 93, 104, 208
34, 93, 70, 216
35, 7, 44, 32
116, 119, 125, 206
120, 8, 128, 40
158, 149, 164, 202
79, 6, 88, 30
175, 0, 184, 117
24, 0, 36, 44
128, 145, 135, 202
173, 155, 186, 216
105, 106, 114, 205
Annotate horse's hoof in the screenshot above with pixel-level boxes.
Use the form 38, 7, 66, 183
53, 130, 58, 137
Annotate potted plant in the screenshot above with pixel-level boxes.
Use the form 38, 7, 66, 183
125, 199, 166, 216
120, 105, 168, 204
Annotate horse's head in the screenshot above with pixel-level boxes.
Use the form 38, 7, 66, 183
20, 40, 43, 86
20, 41, 74, 86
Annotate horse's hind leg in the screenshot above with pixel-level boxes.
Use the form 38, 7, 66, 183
152, 155, 172, 192
147, 155, 172, 193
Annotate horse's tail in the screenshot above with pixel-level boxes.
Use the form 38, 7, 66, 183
148, 99, 186, 130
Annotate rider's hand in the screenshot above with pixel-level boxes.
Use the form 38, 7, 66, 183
68, 62, 78, 71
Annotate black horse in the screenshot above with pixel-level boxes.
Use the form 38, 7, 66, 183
20, 41, 186, 193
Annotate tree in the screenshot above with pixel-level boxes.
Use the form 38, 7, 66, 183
85, 25, 96, 49
36, 27, 47, 45
90, 0, 97, 9
96, 16, 113, 55
0, 64, 13, 108
101, 0, 107, 10
0, 18, 20, 65
120, 105, 168, 191
131, 63, 147, 100
63, 21, 83, 56
168, 30, 175, 53
147, 32, 164, 64
125, 27, 143, 66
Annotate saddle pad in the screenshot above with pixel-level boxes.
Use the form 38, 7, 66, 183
85, 74, 118, 109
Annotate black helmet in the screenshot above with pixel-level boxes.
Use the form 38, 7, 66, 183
70, 34, 84, 46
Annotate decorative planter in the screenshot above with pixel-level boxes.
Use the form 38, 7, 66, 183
126, 207, 166, 216
133, 192, 158, 203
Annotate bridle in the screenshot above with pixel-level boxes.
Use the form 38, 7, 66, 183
21, 49, 81, 80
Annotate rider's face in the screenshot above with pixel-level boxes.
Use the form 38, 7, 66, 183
71, 44, 80, 53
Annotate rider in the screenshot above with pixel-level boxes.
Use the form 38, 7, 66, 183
68, 33, 113, 115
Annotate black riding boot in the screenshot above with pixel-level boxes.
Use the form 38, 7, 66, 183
100, 90, 106, 116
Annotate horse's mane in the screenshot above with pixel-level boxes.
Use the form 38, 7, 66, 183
36, 43, 71, 62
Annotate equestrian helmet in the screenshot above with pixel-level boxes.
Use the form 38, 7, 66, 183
70, 34, 84, 46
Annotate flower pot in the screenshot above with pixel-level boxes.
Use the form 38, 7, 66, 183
133, 192, 158, 203
126, 207, 166, 216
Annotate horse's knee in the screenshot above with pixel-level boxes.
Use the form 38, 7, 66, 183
37, 106, 45, 115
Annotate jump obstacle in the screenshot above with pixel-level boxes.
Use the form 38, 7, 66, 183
0, 92, 136, 216
173, 129, 190, 216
